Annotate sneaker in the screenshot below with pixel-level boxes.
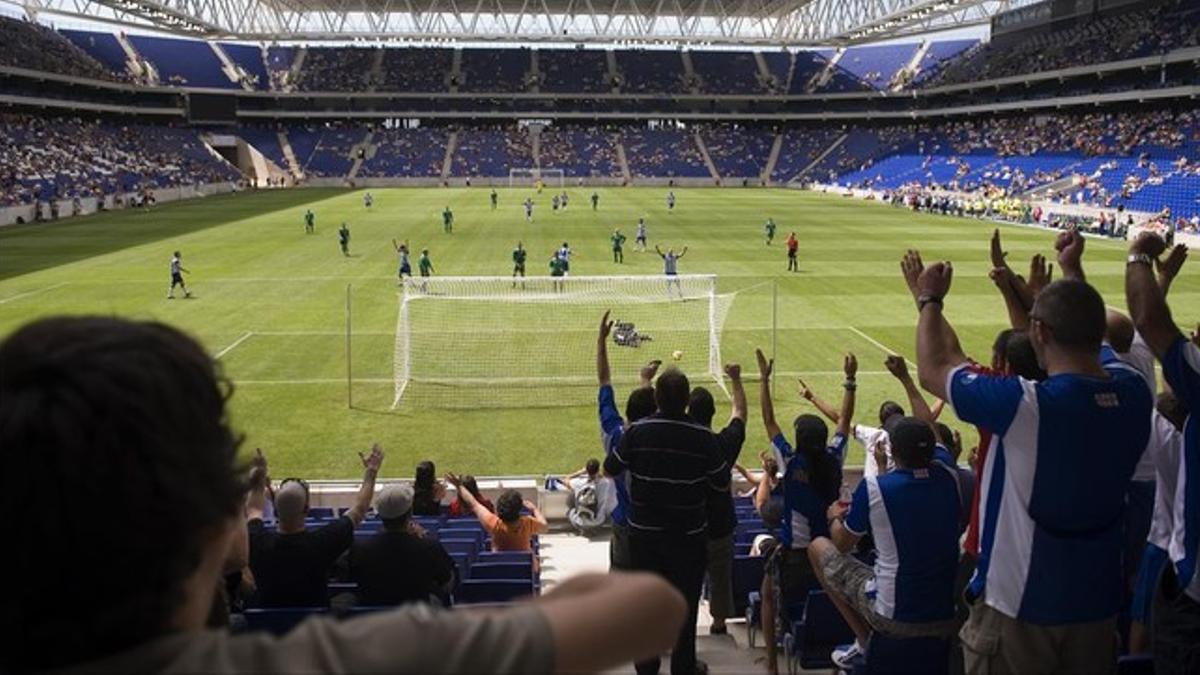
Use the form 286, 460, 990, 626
831, 640, 864, 669
167, 295, 174, 299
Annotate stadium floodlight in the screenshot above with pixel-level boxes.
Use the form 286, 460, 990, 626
393, 275, 733, 409
509, 168, 565, 188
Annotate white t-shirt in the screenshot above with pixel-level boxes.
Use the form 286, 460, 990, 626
567, 476, 616, 530
854, 424, 891, 477
1147, 411, 1183, 550
1122, 333, 1160, 482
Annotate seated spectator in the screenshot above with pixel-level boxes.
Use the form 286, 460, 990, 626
412, 459, 446, 515
246, 445, 383, 608
557, 459, 617, 535
447, 474, 493, 517
350, 483, 456, 607
446, 475, 547, 556
809, 418, 963, 667
0, 315, 689, 673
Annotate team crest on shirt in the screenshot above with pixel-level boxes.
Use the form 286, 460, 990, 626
1095, 392, 1120, 408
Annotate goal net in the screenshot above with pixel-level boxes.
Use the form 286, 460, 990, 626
393, 275, 734, 409
509, 168, 565, 188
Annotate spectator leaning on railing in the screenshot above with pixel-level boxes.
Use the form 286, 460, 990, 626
0, 315, 689, 674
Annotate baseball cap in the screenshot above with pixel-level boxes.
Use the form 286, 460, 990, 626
375, 483, 414, 520
888, 417, 936, 466
274, 481, 308, 521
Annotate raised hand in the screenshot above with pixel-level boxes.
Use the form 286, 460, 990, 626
797, 376, 814, 400
755, 348, 773, 379
358, 443, 384, 472
1028, 254, 1053, 296
884, 354, 908, 380
1055, 228, 1085, 278
917, 261, 954, 299
522, 499, 539, 512
900, 249, 925, 303
1130, 231, 1168, 259
444, 472, 462, 488
843, 352, 858, 378
640, 359, 663, 383
988, 265, 1014, 290
724, 363, 742, 380
1157, 244, 1189, 292
599, 310, 614, 340
990, 229, 1009, 270
248, 448, 269, 488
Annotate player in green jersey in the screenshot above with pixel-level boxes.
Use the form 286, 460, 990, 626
611, 229, 627, 263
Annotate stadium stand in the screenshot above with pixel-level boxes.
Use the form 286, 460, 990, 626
127, 34, 237, 88
235, 126, 290, 169
450, 126, 534, 177
536, 126, 622, 178
699, 124, 774, 179
358, 127, 448, 178
303, 127, 367, 177
825, 43, 920, 91
378, 47, 452, 92
220, 42, 270, 90
295, 47, 373, 92
0, 18, 125, 82
615, 49, 687, 93
787, 50, 833, 94
537, 47, 611, 93
265, 46, 295, 90
690, 50, 763, 94
760, 50, 792, 93
58, 28, 130, 80
459, 48, 530, 93
621, 127, 710, 178
770, 128, 841, 182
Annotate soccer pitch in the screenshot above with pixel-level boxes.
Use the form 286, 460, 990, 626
1, 187, 1191, 479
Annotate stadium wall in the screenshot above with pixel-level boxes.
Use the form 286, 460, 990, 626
0, 182, 239, 227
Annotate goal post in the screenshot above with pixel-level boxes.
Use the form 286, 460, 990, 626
508, 168, 565, 188
393, 275, 733, 409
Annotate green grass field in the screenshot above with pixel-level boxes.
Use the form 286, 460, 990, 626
2, 187, 1193, 479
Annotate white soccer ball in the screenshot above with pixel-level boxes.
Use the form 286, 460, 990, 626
672, 350, 684, 361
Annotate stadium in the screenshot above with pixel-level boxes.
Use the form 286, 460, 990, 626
1, 0, 1199, 672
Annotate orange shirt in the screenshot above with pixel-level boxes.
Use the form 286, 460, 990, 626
480, 512, 541, 552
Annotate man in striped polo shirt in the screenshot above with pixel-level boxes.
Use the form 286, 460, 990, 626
605, 366, 729, 675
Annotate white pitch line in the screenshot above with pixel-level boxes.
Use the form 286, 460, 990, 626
253, 330, 393, 336
0, 281, 68, 304
235, 377, 392, 385
848, 326, 898, 355
214, 331, 254, 360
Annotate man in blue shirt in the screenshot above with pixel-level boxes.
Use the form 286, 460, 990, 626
810, 418, 962, 667
909, 230, 1152, 674
596, 311, 659, 570
1125, 231, 1200, 673
755, 348, 856, 675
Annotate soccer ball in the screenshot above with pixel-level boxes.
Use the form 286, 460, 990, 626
672, 350, 684, 361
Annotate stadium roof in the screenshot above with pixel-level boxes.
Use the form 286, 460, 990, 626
18, 0, 1034, 45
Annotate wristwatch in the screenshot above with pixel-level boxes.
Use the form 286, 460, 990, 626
1126, 253, 1154, 266
917, 295, 944, 311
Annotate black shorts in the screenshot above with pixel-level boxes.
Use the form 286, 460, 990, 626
170, 273, 184, 286
637, 235, 647, 243
513, 263, 526, 274
787, 250, 797, 258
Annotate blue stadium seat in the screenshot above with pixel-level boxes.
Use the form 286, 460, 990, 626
450, 551, 471, 582
791, 590, 854, 671
469, 562, 534, 580
308, 507, 335, 520
1117, 654, 1154, 675
732, 554, 765, 617
476, 551, 535, 564
456, 579, 535, 605
243, 607, 326, 635
438, 528, 484, 545
440, 539, 479, 558
855, 633, 952, 674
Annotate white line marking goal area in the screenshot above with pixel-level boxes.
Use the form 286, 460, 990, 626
0, 282, 69, 305
848, 326, 899, 356
214, 331, 254, 360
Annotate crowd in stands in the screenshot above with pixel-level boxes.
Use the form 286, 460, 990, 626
450, 125, 534, 178
0, 15, 128, 83
699, 124, 775, 179
0, 114, 240, 206
294, 47, 373, 92
622, 127, 711, 179
358, 127, 447, 178
925, 1, 1200, 87
7, 221, 1200, 673
378, 47, 452, 92
537, 126, 622, 178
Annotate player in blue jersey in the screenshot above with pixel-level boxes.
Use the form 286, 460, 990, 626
363, 192, 373, 209
908, 229, 1152, 673
1125, 231, 1200, 673
755, 348, 856, 675
392, 239, 412, 281
666, 191, 675, 213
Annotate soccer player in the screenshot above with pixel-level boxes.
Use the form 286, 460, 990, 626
363, 192, 373, 209
561, 191, 569, 209
592, 191, 600, 210
418, 249, 434, 278
304, 209, 315, 234
765, 218, 776, 246
786, 232, 799, 272
552, 195, 560, 212
490, 189, 498, 210
549, 253, 567, 292
167, 250, 191, 299
656, 244, 687, 297
666, 191, 675, 213
636, 218, 648, 252
442, 206, 454, 234
393, 239, 412, 281
557, 242, 574, 276
611, 229, 627, 264
512, 241, 527, 287
338, 223, 351, 256
524, 197, 534, 223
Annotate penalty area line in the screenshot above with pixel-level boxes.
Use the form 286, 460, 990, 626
214, 331, 254, 360
0, 281, 69, 304
847, 326, 898, 356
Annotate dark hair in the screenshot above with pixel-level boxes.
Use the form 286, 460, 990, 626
0, 317, 244, 672
932, 422, 961, 460
992, 328, 1015, 371
496, 489, 524, 524
461, 475, 483, 502
626, 387, 656, 422
414, 460, 436, 491
1031, 280, 1107, 351
688, 386, 716, 428
586, 459, 600, 477
879, 401, 905, 427
890, 417, 937, 469
655, 367, 691, 416
792, 414, 841, 505
1005, 331, 1047, 380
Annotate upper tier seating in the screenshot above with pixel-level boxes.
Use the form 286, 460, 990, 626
459, 48, 530, 93
538, 48, 611, 93
690, 51, 763, 94
295, 48, 373, 92
221, 43, 270, 90
58, 29, 129, 80
378, 48, 452, 92
1, 19, 125, 82
615, 50, 687, 93
128, 35, 237, 88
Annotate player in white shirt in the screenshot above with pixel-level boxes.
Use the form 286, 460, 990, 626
524, 198, 534, 223
363, 192, 374, 209
168, 251, 191, 299
636, 219, 648, 252
655, 245, 687, 297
